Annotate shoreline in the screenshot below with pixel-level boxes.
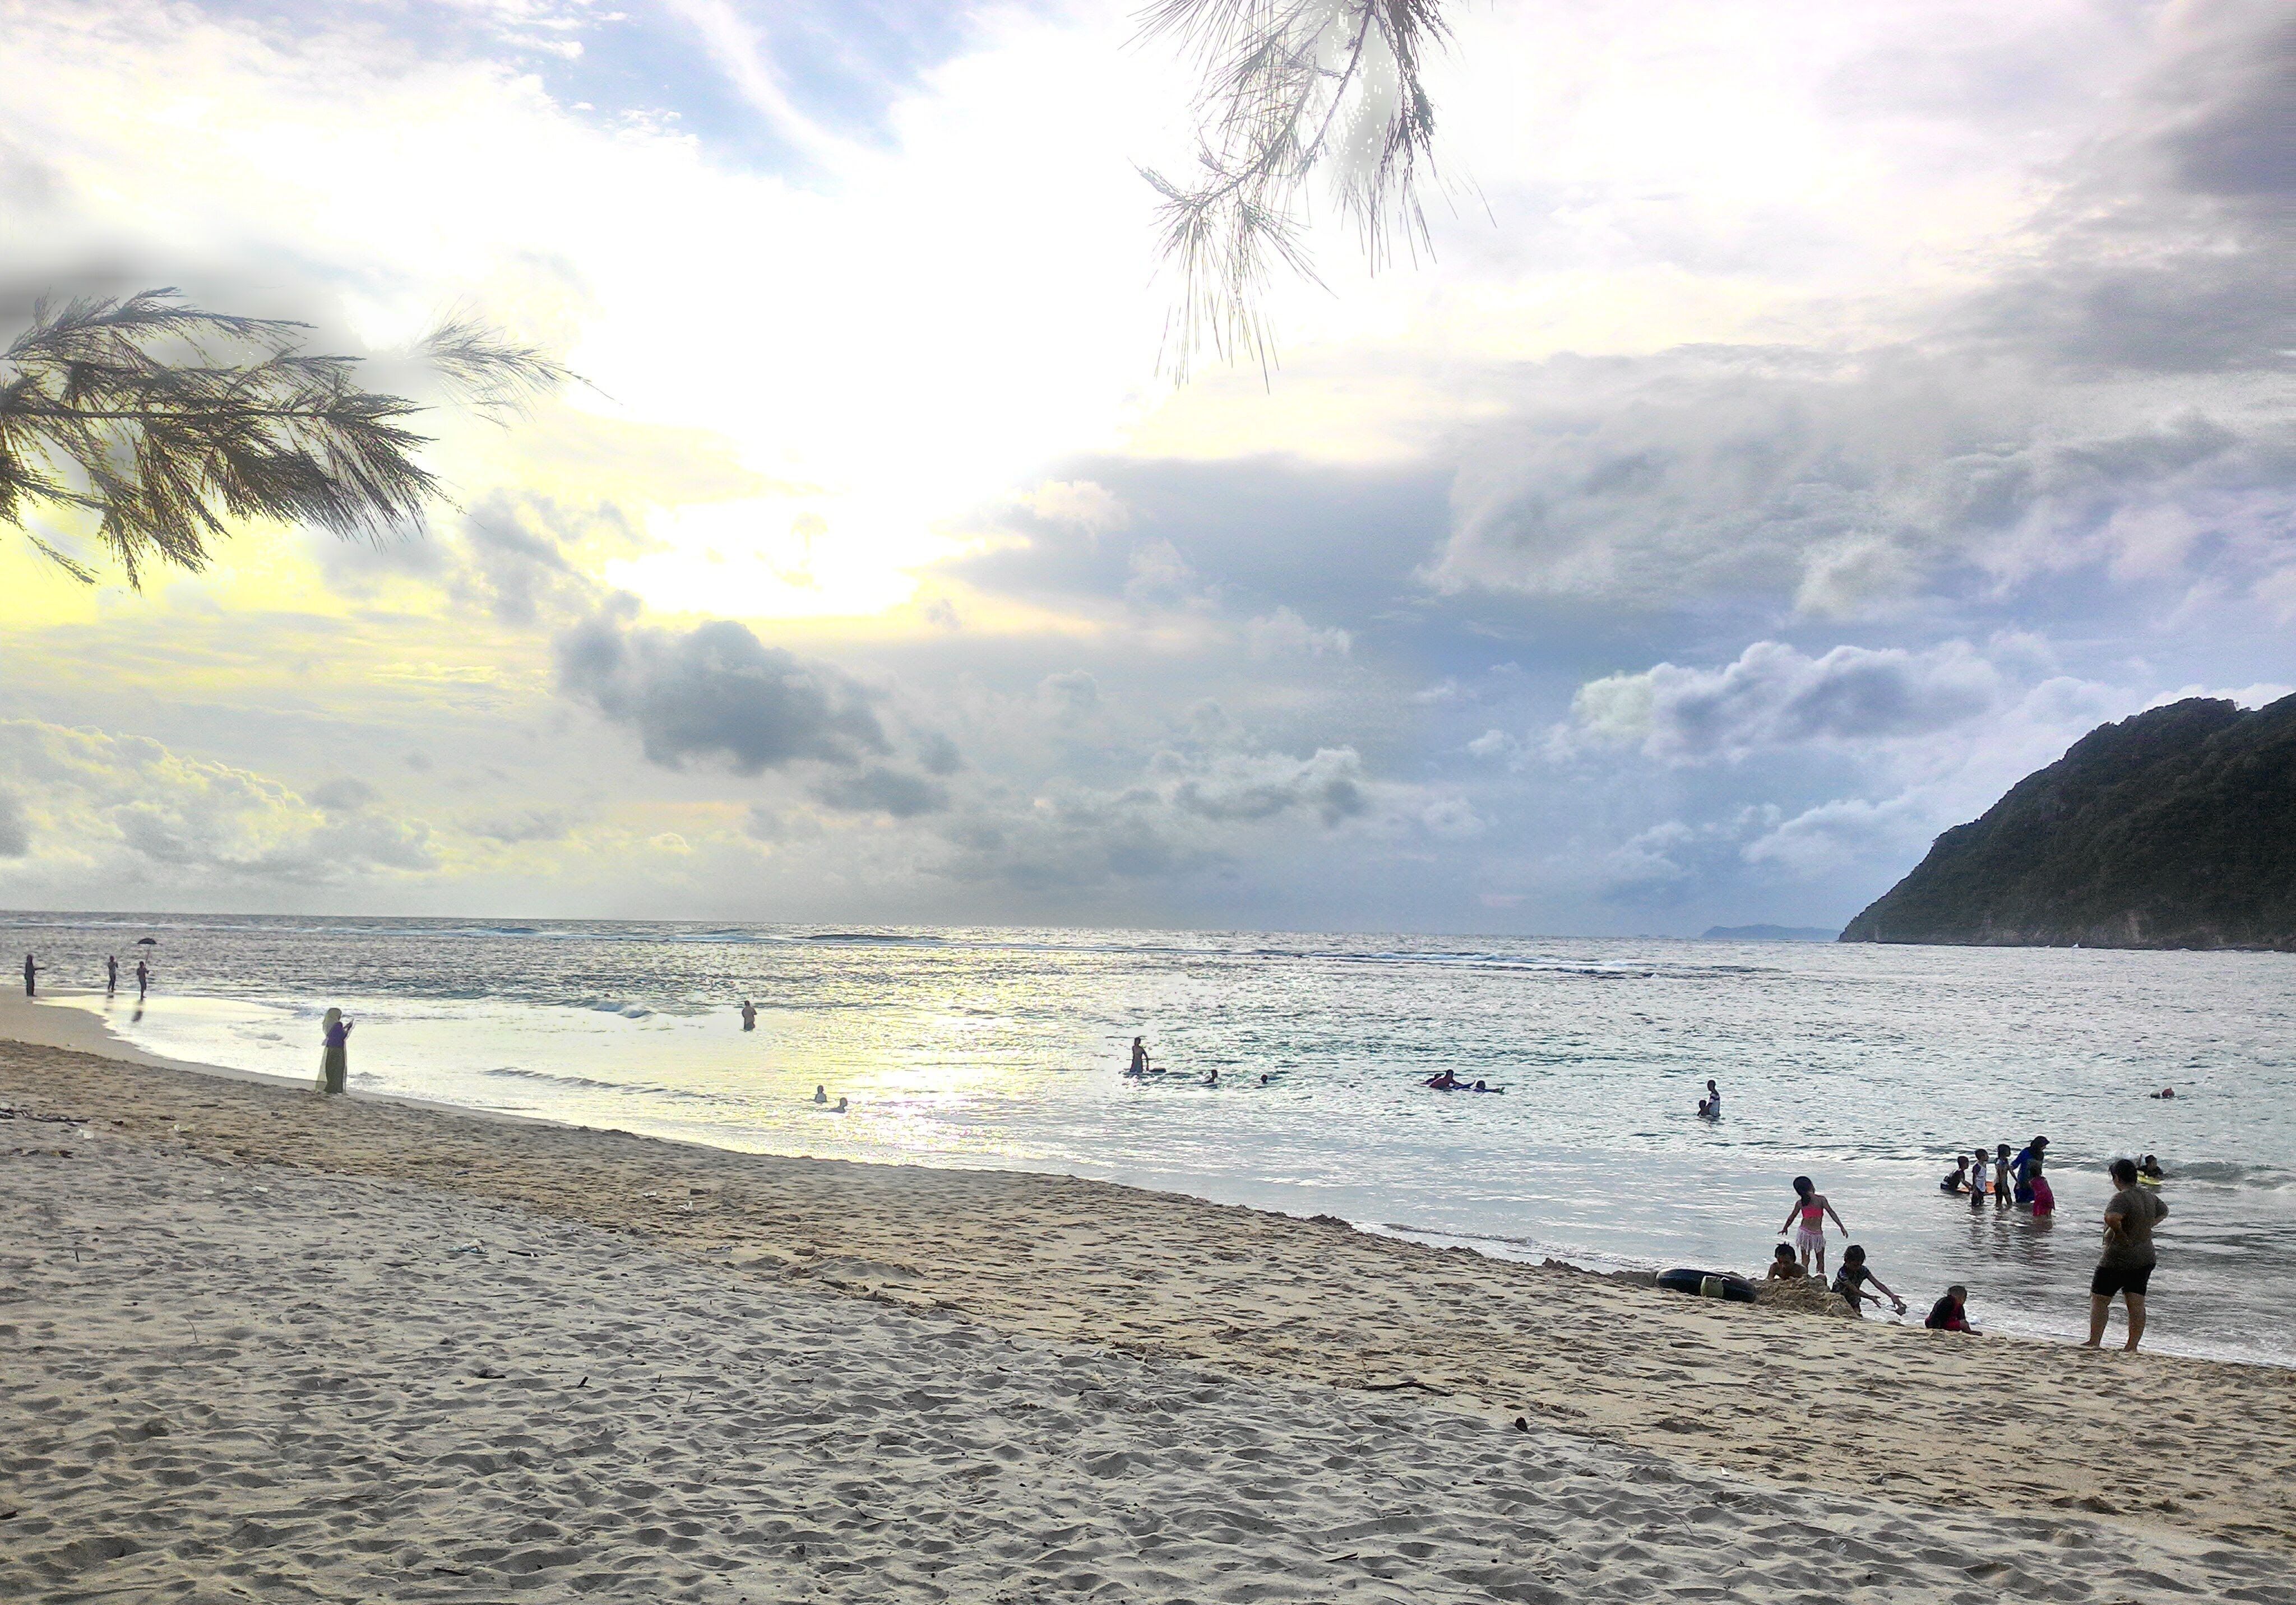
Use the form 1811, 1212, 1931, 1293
13, 984, 2281, 1367
6, 1009, 2296, 1557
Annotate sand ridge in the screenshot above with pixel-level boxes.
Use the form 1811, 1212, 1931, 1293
4, 1032, 2295, 1562
7, 1144, 2293, 1604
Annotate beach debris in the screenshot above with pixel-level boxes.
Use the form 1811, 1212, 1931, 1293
1512, 1416, 1529, 1432
447, 1242, 485, 1256
473, 1365, 506, 1380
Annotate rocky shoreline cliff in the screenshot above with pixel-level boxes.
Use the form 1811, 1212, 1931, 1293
1840, 694, 2296, 951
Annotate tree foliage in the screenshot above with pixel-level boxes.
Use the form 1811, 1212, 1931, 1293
0, 289, 566, 588
1141, 0, 1452, 379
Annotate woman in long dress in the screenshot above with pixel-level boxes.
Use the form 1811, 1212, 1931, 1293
318, 1008, 353, 1095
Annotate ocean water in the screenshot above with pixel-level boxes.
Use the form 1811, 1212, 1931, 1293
8, 912, 2293, 1365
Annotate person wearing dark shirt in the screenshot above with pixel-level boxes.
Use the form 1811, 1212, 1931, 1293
1924, 1285, 1978, 1333
1831, 1245, 1906, 1316
2085, 1157, 2168, 1351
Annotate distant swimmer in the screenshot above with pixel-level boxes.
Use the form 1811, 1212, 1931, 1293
813, 1085, 828, 1105
832, 1096, 849, 1114
1705, 1078, 1721, 1115
1696, 1097, 1718, 1120
1425, 1069, 1462, 1090
2151, 1087, 2176, 1100
2138, 1154, 2165, 1184
1781, 1176, 1848, 1277
1203, 1068, 1219, 1087
1941, 1155, 1970, 1194
1128, 1036, 1150, 1078
740, 1000, 757, 1032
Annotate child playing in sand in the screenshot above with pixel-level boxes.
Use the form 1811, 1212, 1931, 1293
1765, 1245, 1805, 1281
1924, 1285, 1978, 1333
1831, 1245, 1906, 1317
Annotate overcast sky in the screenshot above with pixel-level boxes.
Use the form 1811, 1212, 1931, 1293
1, 0, 2289, 933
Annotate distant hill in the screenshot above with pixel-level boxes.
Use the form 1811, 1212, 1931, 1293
1701, 924, 1839, 941
1840, 694, 2296, 950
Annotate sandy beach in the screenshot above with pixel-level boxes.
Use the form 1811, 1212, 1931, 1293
6, 995, 2296, 1602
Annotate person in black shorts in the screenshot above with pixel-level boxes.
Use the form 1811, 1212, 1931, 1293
2084, 1157, 2168, 1352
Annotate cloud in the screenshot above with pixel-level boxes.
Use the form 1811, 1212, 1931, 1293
812, 765, 948, 818
309, 777, 378, 813
1037, 670, 1101, 717
1567, 641, 2005, 762
466, 806, 578, 845
1246, 606, 1351, 658
1015, 479, 1127, 537
0, 720, 436, 884
0, 789, 29, 857
554, 601, 891, 775
1166, 746, 1371, 827
1433, 349, 2291, 615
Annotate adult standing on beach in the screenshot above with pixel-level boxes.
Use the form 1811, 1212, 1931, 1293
21, 953, 37, 998
1781, 1176, 1848, 1277
2085, 1157, 2167, 1351
318, 1008, 353, 1095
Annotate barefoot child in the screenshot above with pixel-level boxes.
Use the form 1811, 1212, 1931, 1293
1832, 1245, 1906, 1316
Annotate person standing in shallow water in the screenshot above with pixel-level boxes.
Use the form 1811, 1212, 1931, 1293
21, 953, 36, 998
136, 958, 149, 1001
318, 1008, 353, 1095
739, 1000, 757, 1032
105, 954, 118, 997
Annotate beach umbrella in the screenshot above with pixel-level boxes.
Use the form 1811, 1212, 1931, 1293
135, 937, 157, 945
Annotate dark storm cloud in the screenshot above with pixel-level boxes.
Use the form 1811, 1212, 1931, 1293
812, 765, 948, 818
554, 601, 890, 776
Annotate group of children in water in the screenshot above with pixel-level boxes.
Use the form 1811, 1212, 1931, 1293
1937, 1137, 2067, 1214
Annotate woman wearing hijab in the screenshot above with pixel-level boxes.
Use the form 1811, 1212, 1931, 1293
318, 1008, 353, 1095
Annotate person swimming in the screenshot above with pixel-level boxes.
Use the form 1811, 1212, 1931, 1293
1705, 1078, 1721, 1115
1941, 1155, 1969, 1194
2138, 1154, 2165, 1182
1203, 1067, 1219, 1087
1424, 1069, 1463, 1090
2151, 1087, 2176, 1099
813, 1085, 828, 1105
832, 1096, 849, 1113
